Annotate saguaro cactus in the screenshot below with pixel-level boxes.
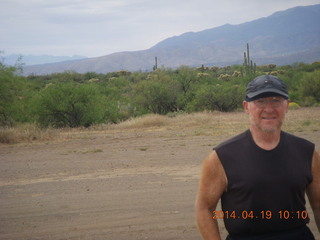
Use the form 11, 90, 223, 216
243, 43, 256, 75
153, 56, 158, 71
247, 43, 250, 68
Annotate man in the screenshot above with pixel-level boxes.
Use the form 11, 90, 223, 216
195, 75, 320, 240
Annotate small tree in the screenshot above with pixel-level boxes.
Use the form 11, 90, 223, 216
134, 74, 179, 114
35, 83, 106, 127
187, 84, 244, 112
0, 60, 31, 126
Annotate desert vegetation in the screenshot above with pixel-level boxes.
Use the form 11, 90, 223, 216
1, 57, 320, 144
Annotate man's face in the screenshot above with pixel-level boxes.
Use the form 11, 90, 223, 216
243, 96, 289, 134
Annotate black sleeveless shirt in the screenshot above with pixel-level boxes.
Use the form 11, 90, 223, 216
215, 130, 314, 237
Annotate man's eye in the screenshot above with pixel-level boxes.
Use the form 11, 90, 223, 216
272, 99, 281, 103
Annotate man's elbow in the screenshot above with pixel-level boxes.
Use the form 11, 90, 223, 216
195, 195, 213, 215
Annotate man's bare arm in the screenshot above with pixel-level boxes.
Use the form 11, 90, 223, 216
195, 151, 227, 240
307, 150, 320, 233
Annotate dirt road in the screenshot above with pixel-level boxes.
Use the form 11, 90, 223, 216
0, 126, 319, 239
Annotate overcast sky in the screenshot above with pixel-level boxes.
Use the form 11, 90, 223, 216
1, 0, 319, 57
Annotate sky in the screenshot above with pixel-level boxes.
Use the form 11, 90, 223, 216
1, 0, 320, 58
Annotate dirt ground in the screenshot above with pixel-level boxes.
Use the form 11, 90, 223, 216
0, 119, 319, 239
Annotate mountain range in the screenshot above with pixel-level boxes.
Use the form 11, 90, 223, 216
2, 54, 86, 67
23, 4, 320, 75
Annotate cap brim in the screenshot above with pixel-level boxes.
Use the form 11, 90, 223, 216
247, 89, 289, 99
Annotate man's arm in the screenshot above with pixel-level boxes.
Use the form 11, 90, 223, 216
195, 151, 227, 240
307, 150, 320, 233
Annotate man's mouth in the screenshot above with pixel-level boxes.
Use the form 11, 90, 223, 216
262, 117, 276, 120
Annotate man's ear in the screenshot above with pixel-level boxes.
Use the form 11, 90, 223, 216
285, 99, 290, 113
243, 101, 250, 114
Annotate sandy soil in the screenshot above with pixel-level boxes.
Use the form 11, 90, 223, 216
0, 127, 319, 240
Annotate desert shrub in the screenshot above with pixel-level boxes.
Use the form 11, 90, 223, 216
0, 62, 35, 126
134, 75, 179, 114
187, 84, 244, 112
300, 70, 320, 105
99, 76, 137, 123
34, 83, 107, 127
289, 102, 300, 109
301, 96, 318, 107
0, 65, 16, 126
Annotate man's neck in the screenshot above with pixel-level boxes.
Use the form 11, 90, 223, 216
249, 127, 281, 150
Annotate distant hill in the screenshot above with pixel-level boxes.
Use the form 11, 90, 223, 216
2, 54, 87, 66
3, 54, 87, 66
24, 4, 320, 75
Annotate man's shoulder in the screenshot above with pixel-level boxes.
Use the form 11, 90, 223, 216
214, 130, 249, 150
282, 131, 315, 146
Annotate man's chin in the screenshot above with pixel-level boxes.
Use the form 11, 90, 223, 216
258, 125, 280, 134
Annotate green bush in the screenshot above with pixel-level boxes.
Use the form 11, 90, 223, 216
300, 70, 320, 105
35, 83, 107, 127
187, 84, 244, 112
0, 62, 34, 126
134, 74, 179, 114
289, 102, 300, 109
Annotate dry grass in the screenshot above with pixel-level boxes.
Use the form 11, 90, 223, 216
1, 108, 319, 144
0, 123, 58, 144
284, 107, 320, 133
111, 111, 248, 131
112, 114, 170, 129
111, 108, 320, 136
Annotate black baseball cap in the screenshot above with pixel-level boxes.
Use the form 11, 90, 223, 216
246, 75, 289, 101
